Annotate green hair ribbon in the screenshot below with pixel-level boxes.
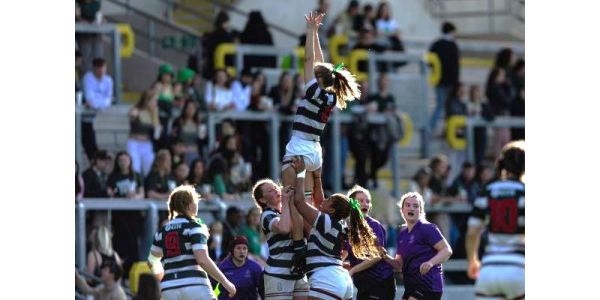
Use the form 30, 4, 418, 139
214, 283, 221, 297
333, 62, 345, 73
348, 198, 364, 219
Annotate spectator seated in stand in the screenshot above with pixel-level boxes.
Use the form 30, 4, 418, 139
76, 261, 126, 300
207, 135, 252, 200
230, 67, 253, 112
173, 161, 190, 186
83, 149, 112, 198
144, 149, 177, 201
205, 68, 235, 112
208, 221, 225, 263
375, 1, 404, 52
240, 207, 267, 265
331, 0, 361, 39
353, 27, 387, 72
86, 225, 123, 282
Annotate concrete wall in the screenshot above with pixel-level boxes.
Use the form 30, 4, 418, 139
102, 0, 167, 18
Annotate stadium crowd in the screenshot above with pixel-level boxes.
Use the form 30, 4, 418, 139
76, 0, 525, 298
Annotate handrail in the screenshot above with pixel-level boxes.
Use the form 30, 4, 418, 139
160, 0, 299, 39
464, 116, 524, 162
75, 198, 224, 272
104, 0, 201, 38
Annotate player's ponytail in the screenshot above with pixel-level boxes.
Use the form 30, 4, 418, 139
331, 65, 361, 109
314, 63, 361, 109
347, 199, 380, 260
330, 194, 380, 260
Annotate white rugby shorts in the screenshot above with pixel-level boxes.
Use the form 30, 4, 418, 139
282, 135, 322, 172
308, 266, 354, 300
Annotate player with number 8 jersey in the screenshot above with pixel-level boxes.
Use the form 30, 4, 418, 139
147, 185, 236, 300
466, 140, 525, 300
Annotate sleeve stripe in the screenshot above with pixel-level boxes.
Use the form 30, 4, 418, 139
268, 217, 280, 231
467, 217, 483, 228
150, 245, 163, 254
192, 244, 208, 251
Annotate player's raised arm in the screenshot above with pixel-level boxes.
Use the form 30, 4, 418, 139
313, 12, 325, 64
304, 11, 317, 84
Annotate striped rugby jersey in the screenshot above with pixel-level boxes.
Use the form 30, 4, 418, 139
292, 78, 337, 142
305, 212, 348, 274
468, 179, 525, 264
151, 216, 211, 292
261, 208, 301, 280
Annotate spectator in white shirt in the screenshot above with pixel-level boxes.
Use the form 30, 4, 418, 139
230, 68, 253, 112
83, 58, 113, 110
375, 1, 399, 36
81, 57, 113, 160
204, 69, 235, 111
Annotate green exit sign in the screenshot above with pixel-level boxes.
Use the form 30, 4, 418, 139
161, 35, 198, 50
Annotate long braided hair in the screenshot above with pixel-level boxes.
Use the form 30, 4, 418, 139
314, 63, 361, 109
329, 193, 380, 259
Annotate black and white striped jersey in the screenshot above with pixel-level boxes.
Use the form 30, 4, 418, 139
292, 78, 337, 142
151, 216, 211, 292
261, 208, 301, 280
468, 179, 525, 264
305, 212, 348, 274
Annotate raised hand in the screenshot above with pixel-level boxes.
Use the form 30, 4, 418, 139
304, 11, 324, 29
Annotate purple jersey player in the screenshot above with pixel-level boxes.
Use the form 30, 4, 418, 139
342, 185, 396, 299
384, 192, 453, 300
217, 236, 263, 300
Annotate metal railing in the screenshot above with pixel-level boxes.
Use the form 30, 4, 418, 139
427, 0, 525, 34
76, 23, 123, 103
465, 116, 524, 161
207, 111, 409, 197
75, 198, 224, 272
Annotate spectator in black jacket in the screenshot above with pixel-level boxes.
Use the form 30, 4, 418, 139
353, 28, 387, 72
486, 67, 512, 154
429, 22, 460, 133
201, 11, 237, 80
240, 11, 276, 69
83, 150, 112, 198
